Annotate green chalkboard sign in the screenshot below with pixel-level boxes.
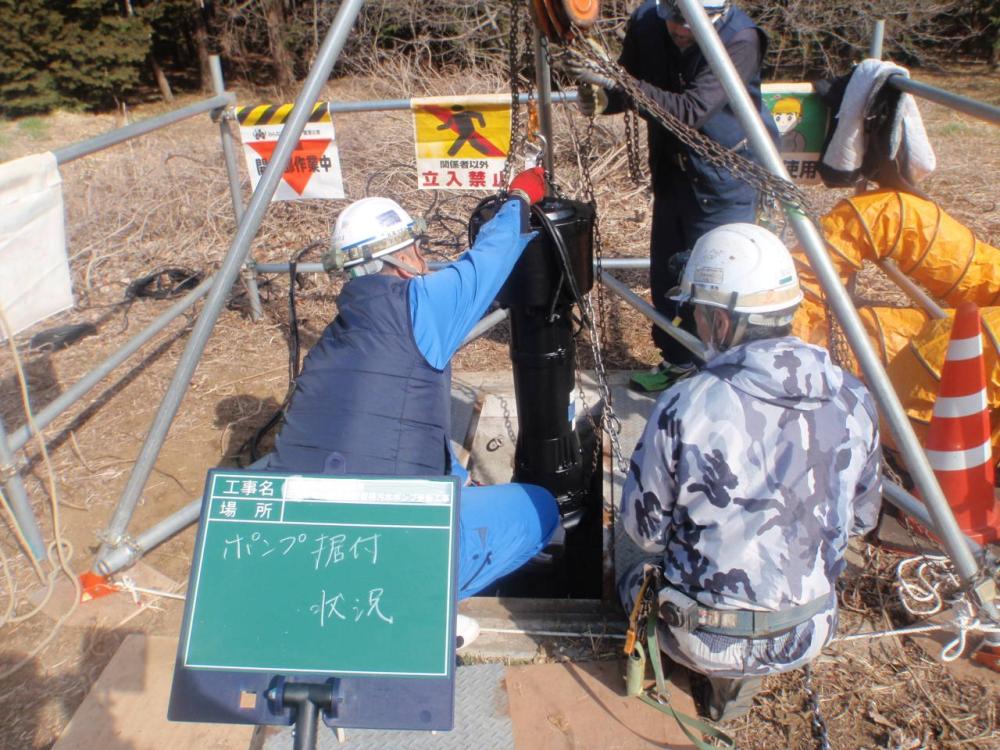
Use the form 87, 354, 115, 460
181, 470, 458, 678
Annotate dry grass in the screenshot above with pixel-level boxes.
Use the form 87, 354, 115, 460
0, 64, 997, 748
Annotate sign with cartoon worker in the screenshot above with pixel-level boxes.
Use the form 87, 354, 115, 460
762, 83, 831, 185
411, 94, 512, 190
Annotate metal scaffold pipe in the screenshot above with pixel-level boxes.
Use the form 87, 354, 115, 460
53, 94, 235, 165
0, 417, 45, 560
888, 76, 1000, 127
209, 54, 263, 321
869, 19, 886, 60
95, 0, 368, 573
7, 276, 215, 454
674, 0, 997, 619
533, 29, 556, 177
600, 272, 706, 360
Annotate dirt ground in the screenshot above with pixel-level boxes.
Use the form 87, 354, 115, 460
0, 64, 999, 749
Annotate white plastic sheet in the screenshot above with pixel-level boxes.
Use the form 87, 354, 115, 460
0, 152, 72, 339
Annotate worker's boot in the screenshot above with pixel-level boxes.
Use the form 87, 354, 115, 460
702, 675, 762, 722
456, 614, 480, 650
629, 361, 696, 393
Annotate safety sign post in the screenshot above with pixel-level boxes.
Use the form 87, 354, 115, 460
236, 102, 346, 201
411, 94, 512, 190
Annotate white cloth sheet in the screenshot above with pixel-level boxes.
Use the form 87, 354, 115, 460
822, 58, 936, 182
0, 151, 72, 339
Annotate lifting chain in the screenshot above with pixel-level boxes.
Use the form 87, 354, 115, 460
802, 665, 832, 750
558, 38, 819, 222
501, 0, 538, 191
624, 106, 647, 185
578, 107, 630, 477
556, 34, 862, 372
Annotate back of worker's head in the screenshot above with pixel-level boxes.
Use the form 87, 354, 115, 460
674, 223, 802, 352
323, 197, 427, 278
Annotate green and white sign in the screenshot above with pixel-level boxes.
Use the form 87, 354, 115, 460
763, 82, 832, 185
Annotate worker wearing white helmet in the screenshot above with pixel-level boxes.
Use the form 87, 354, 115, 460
264, 168, 559, 649
619, 224, 882, 721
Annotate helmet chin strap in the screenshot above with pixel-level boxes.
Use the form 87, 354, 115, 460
380, 253, 425, 277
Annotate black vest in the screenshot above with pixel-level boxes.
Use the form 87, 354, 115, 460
268, 274, 451, 476
626, 3, 776, 205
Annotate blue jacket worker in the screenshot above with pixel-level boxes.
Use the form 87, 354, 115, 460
573, 0, 777, 393
264, 168, 559, 648
618, 225, 882, 721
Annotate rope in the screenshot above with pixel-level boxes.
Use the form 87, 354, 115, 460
115, 575, 187, 603
0, 304, 81, 680
895, 553, 960, 617
829, 552, 1000, 662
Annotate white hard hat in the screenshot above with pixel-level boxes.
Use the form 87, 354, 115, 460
324, 197, 426, 277
673, 223, 803, 323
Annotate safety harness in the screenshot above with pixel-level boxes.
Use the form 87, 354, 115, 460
623, 564, 830, 748
624, 565, 736, 750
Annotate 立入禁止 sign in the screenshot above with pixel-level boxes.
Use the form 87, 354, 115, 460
412, 94, 511, 190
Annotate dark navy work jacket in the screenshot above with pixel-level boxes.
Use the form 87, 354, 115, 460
615, 2, 776, 207
268, 274, 451, 476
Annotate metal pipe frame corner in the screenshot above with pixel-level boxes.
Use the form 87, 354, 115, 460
0, 417, 46, 560
675, 0, 998, 622
209, 55, 263, 323
94, 0, 369, 574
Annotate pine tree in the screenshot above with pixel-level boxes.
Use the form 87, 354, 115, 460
0, 0, 66, 116
51, 0, 151, 110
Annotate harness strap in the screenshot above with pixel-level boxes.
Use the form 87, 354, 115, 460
641, 610, 737, 750
693, 593, 831, 638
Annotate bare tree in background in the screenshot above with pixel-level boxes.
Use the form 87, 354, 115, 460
192, 0, 213, 90
263, 0, 296, 89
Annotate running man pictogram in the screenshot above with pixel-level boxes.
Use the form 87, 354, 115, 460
438, 105, 492, 156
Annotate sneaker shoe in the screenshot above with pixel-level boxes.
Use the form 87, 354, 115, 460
456, 614, 480, 650
629, 361, 696, 393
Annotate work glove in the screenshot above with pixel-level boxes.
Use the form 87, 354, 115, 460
508, 166, 547, 205
562, 57, 616, 89
576, 83, 610, 118
562, 58, 614, 117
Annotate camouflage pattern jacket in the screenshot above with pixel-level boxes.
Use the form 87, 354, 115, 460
620, 336, 882, 676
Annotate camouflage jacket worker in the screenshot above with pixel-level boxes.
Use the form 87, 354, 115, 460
620, 336, 882, 678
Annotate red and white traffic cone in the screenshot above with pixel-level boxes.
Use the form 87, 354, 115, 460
919, 302, 1000, 545
972, 635, 1000, 673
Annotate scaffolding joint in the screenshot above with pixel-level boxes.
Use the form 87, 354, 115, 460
95, 530, 143, 575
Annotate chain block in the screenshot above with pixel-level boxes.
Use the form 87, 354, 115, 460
530, 0, 600, 43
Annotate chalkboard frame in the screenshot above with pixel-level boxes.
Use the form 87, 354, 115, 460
168, 469, 460, 731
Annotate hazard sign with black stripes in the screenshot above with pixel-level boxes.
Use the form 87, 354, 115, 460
235, 101, 345, 201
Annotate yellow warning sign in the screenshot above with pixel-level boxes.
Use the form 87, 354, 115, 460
411, 94, 511, 190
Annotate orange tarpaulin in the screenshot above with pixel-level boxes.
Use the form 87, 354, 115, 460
790, 190, 1000, 457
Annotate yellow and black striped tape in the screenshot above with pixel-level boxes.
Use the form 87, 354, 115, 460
234, 101, 330, 126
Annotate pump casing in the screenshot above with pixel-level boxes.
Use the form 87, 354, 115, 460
470, 197, 597, 526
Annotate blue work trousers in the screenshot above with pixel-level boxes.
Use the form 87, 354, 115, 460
455, 482, 559, 599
